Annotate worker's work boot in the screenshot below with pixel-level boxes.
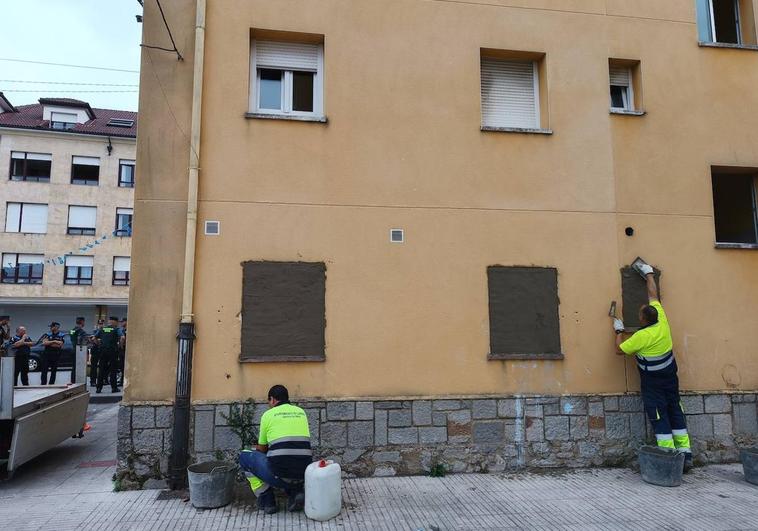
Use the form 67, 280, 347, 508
257, 489, 277, 514
286, 492, 305, 512
683, 453, 694, 474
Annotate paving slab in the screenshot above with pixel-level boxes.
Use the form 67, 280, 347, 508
2, 403, 758, 530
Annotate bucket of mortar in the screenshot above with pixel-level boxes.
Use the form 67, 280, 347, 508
740, 447, 758, 485
638, 446, 684, 487
188, 461, 236, 509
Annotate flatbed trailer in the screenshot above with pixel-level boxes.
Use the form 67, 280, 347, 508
0, 355, 89, 477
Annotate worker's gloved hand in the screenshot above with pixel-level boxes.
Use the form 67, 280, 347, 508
613, 318, 625, 333
638, 264, 654, 276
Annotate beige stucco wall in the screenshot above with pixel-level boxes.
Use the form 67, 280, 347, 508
127, 0, 758, 404
0, 130, 134, 301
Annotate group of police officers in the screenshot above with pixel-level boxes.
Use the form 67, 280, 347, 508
0, 314, 127, 393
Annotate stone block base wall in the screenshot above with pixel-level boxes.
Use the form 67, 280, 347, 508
116, 392, 758, 488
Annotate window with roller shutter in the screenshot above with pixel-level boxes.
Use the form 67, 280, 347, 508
609, 65, 633, 111
480, 57, 540, 130
5, 203, 48, 234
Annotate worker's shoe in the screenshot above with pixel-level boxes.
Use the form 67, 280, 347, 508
683, 453, 694, 474
286, 492, 305, 512
96, 387, 102, 394
257, 489, 277, 514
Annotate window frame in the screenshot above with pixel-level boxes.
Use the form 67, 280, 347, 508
9, 151, 52, 183
64, 256, 94, 286
70, 156, 100, 186
711, 169, 758, 247
112, 256, 131, 286
50, 111, 78, 130
5, 202, 48, 234
115, 207, 133, 237
609, 67, 634, 112
710, 0, 742, 44
1, 253, 44, 284
118, 160, 135, 188
67, 205, 97, 236
249, 40, 325, 119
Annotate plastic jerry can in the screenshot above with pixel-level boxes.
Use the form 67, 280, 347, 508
304, 459, 342, 521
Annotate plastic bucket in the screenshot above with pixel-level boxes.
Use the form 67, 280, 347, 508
638, 446, 684, 487
740, 447, 758, 485
187, 461, 236, 509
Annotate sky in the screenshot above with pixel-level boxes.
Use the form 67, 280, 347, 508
0, 0, 143, 111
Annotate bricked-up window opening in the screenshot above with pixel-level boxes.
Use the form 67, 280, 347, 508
487, 266, 562, 360
241, 261, 326, 362
9, 151, 51, 182
71, 156, 100, 185
711, 170, 758, 245
621, 267, 661, 330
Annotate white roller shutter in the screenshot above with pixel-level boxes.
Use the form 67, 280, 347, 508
121, 159, 136, 166
27, 152, 52, 161
11, 151, 25, 160
69, 206, 97, 228
481, 58, 539, 129
18, 254, 44, 265
5, 203, 21, 232
20, 204, 48, 233
609, 66, 631, 87
72, 156, 100, 166
117, 207, 133, 216
2, 254, 17, 267
255, 41, 320, 71
51, 111, 78, 123
113, 257, 131, 272
65, 255, 93, 267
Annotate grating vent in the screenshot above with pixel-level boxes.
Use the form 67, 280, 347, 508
390, 228, 404, 243
204, 220, 220, 235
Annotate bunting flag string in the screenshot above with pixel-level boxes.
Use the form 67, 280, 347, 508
43, 222, 133, 266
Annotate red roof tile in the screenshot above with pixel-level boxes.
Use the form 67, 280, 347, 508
0, 100, 137, 138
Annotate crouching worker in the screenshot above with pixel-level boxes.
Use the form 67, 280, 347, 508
240, 385, 311, 514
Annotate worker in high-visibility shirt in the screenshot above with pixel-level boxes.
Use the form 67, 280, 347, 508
239, 385, 312, 514
613, 262, 693, 472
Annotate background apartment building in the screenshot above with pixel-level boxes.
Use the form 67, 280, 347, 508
120, 0, 758, 486
0, 95, 136, 338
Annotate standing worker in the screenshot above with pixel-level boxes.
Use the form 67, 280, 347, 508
10, 326, 33, 386
94, 316, 122, 393
69, 317, 89, 384
239, 385, 311, 514
40, 322, 66, 385
613, 262, 693, 471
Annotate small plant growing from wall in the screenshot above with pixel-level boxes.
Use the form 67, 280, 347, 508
429, 461, 446, 478
221, 399, 258, 450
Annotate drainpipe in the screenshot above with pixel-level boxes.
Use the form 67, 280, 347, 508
169, 0, 206, 490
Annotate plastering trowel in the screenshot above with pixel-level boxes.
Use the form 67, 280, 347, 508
630, 256, 652, 279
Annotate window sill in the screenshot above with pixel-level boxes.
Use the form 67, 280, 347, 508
488, 352, 564, 361
240, 355, 325, 363
245, 112, 328, 124
481, 126, 553, 135
698, 41, 758, 51
714, 242, 758, 250
610, 109, 646, 117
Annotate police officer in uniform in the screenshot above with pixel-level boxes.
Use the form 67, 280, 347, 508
614, 262, 693, 471
10, 326, 33, 386
0, 315, 10, 357
69, 317, 89, 384
239, 385, 310, 514
89, 319, 104, 387
95, 316, 122, 393
40, 322, 66, 385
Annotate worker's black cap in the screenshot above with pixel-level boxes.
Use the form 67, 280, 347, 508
49, 321, 60, 327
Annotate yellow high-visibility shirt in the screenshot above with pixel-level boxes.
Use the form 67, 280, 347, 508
258, 403, 310, 446
620, 300, 673, 357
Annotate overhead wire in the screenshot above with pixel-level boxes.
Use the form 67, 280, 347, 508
0, 58, 139, 74
0, 89, 138, 93
0, 80, 139, 87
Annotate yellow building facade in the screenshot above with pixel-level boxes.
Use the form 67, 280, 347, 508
119, 0, 758, 485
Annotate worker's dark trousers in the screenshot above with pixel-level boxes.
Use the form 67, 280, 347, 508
639, 358, 690, 452
14, 354, 29, 386
97, 351, 118, 390
41, 353, 60, 385
89, 348, 100, 386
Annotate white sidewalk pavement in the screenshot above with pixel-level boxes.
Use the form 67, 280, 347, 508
1, 403, 757, 530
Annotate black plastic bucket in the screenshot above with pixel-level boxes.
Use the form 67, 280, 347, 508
740, 447, 758, 485
187, 461, 236, 509
638, 446, 684, 487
